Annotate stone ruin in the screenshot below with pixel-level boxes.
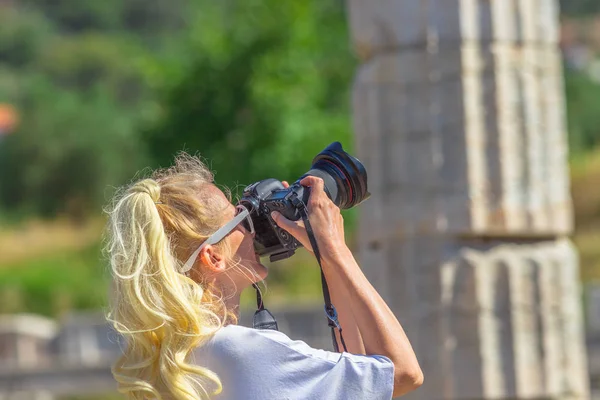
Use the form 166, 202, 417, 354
347, 0, 589, 399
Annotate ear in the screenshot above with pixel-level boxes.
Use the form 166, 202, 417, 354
199, 244, 226, 273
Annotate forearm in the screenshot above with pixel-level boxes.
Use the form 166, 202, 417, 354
326, 269, 365, 354
323, 247, 422, 394
323, 254, 402, 358
271, 175, 422, 397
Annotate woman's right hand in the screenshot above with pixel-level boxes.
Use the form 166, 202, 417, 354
275, 180, 423, 397
270, 176, 349, 262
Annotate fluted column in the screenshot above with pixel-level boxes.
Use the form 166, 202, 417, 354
347, 0, 589, 398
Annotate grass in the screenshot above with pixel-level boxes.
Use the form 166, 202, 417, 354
0, 235, 328, 316
575, 231, 600, 282
0, 205, 359, 316
572, 147, 600, 283
0, 217, 103, 265
0, 219, 332, 316
0, 242, 108, 316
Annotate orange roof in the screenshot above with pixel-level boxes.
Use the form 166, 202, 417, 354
0, 104, 18, 134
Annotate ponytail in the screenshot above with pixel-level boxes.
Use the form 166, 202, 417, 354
106, 174, 226, 400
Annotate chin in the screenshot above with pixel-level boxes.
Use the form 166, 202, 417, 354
254, 262, 268, 281
239, 258, 268, 284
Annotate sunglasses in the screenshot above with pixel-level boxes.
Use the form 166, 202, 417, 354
181, 205, 255, 273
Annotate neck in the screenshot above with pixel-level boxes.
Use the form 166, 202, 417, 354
223, 289, 242, 325
193, 272, 244, 325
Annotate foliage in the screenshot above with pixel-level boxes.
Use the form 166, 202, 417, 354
0, 0, 354, 219
560, 0, 600, 17
0, 243, 107, 316
2, 0, 600, 318
38, 33, 150, 104
565, 70, 600, 155
0, 0, 355, 316
0, 6, 157, 219
20, 0, 187, 35
570, 148, 600, 282
0, 237, 323, 316
0, 78, 147, 218
0, 7, 54, 68
146, 1, 355, 193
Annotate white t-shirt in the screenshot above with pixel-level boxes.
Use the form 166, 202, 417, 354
193, 324, 394, 400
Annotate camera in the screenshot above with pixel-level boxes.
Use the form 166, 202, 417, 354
238, 142, 370, 262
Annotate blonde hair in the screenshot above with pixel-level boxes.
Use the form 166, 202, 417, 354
104, 153, 246, 399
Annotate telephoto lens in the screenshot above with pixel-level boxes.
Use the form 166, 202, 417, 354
300, 141, 370, 209
239, 141, 370, 262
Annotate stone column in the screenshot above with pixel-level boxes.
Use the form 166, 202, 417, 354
346, 0, 589, 399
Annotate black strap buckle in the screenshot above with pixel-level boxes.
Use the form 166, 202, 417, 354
325, 305, 340, 329
252, 283, 278, 331
254, 198, 348, 352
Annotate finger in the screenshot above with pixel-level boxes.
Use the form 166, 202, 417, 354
299, 176, 325, 194
271, 211, 311, 252
300, 176, 327, 208
271, 211, 302, 235
282, 181, 289, 188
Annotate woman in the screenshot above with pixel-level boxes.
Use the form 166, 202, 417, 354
105, 153, 423, 399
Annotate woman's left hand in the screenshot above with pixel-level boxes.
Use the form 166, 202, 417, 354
271, 177, 348, 261
273, 180, 313, 253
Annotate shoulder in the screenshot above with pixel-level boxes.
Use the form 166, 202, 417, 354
204, 324, 338, 363
195, 325, 395, 400
204, 324, 392, 368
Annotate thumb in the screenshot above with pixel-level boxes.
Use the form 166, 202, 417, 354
271, 211, 300, 235
271, 211, 311, 253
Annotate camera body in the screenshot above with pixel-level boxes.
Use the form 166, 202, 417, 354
238, 142, 370, 262
239, 179, 310, 261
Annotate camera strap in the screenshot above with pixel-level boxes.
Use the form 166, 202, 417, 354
298, 205, 348, 353
252, 283, 279, 331
250, 198, 348, 353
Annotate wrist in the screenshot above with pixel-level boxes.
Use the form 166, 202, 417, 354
321, 244, 354, 266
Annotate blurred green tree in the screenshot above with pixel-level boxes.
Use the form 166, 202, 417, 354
565, 70, 600, 155
38, 33, 150, 104
0, 0, 358, 315
0, 78, 146, 219
1, 0, 599, 315
20, 0, 123, 32
0, 7, 53, 69
0, 3, 159, 219
20, 0, 188, 36
145, 1, 355, 193
0, 0, 355, 218
560, 0, 600, 16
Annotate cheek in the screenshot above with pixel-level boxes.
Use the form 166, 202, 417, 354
241, 236, 256, 258
231, 231, 254, 258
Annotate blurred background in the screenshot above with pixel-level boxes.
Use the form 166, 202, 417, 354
0, 0, 600, 399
